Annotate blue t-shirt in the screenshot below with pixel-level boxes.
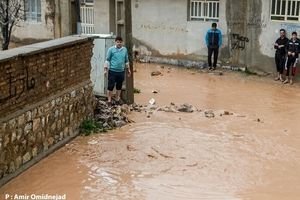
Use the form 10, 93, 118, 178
106, 46, 129, 72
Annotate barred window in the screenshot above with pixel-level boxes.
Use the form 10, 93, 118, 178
81, 0, 94, 5
25, 0, 41, 22
271, 0, 300, 22
189, 0, 219, 21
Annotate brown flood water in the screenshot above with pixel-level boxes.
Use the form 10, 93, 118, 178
1, 63, 300, 200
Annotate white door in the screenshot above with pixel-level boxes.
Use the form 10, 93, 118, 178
90, 38, 106, 96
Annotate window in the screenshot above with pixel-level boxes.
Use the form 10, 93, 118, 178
25, 0, 41, 22
189, 0, 219, 21
271, 0, 300, 22
81, 0, 94, 6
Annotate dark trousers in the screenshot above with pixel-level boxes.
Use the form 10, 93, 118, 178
285, 56, 297, 77
107, 70, 125, 91
208, 47, 219, 68
275, 53, 285, 74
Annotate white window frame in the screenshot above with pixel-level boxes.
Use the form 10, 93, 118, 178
81, 0, 94, 6
25, 0, 42, 22
189, 0, 220, 22
270, 0, 300, 22
80, 0, 95, 34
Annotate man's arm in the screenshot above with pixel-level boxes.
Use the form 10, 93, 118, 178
125, 49, 131, 76
104, 48, 112, 75
274, 39, 279, 49
205, 30, 209, 47
218, 30, 222, 48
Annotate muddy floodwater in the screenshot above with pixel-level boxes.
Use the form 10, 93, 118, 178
1, 63, 300, 200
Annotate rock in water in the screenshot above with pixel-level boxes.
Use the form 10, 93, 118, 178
205, 110, 215, 118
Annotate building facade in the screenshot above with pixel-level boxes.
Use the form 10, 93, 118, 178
11, 0, 76, 43
10, 0, 300, 73
90, 0, 300, 73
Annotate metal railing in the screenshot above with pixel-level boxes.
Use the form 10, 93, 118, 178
271, 0, 300, 22
190, 0, 219, 21
80, 3, 95, 34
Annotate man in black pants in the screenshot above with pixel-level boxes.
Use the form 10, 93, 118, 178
104, 36, 131, 106
205, 23, 222, 70
284, 32, 300, 85
274, 29, 289, 81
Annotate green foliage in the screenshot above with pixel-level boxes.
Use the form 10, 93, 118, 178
133, 88, 141, 94
80, 119, 105, 136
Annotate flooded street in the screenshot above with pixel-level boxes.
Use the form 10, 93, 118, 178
1, 63, 300, 200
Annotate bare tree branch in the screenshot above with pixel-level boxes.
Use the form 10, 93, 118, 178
0, 0, 25, 50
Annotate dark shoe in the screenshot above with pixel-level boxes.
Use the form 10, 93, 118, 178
115, 99, 124, 106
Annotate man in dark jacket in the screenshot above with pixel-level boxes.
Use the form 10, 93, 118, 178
274, 29, 289, 81
284, 32, 299, 85
205, 23, 222, 70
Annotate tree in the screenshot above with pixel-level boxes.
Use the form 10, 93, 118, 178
0, 0, 24, 50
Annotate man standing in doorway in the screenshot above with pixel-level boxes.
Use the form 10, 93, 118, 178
104, 36, 131, 106
274, 29, 289, 81
205, 23, 222, 70
284, 32, 300, 85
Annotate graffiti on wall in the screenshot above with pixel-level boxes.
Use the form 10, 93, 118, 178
231, 33, 249, 50
140, 24, 188, 33
0, 65, 37, 103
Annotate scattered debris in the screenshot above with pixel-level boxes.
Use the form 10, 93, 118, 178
88, 140, 98, 145
223, 111, 230, 115
157, 106, 178, 113
127, 145, 137, 151
149, 98, 156, 105
151, 147, 173, 158
177, 103, 197, 113
204, 110, 215, 118
186, 163, 198, 167
134, 88, 141, 94
94, 100, 132, 131
152, 90, 158, 94
160, 65, 165, 69
151, 71, 162, 76
147, 154, 157, 159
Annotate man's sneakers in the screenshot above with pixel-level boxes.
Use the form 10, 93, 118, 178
283, 79, 289, 84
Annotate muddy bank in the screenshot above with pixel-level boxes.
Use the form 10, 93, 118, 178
1, 63, 300, 200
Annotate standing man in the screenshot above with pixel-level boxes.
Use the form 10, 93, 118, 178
104, 36, 131, 106
284, 32, 299, 85
205, 23, 222, 70
274, 29, 289, 81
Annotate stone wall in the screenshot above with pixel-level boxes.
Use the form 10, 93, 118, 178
0, 36, 96, 186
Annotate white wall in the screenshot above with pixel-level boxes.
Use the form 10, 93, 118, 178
259, 1, 300, 58
132, 0, 228, 58
94, 0, 110, 34
12, 0, 54, 40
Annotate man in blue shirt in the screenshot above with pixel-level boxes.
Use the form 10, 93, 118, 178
104, 36, 131, 106
205, 23, 222, 70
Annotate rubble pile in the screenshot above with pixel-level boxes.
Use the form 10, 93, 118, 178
94, 100, 132, 129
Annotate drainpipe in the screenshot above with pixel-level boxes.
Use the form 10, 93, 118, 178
53, 0, 62, 38
75, 0, 82, 34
